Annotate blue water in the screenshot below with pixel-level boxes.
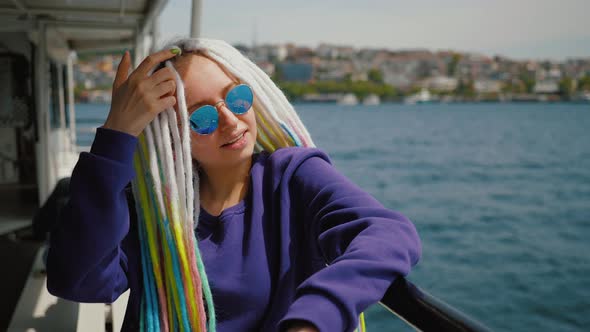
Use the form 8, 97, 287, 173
75, 102, 590, 331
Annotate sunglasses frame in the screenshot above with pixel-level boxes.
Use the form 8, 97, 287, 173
189, 83, 254, 135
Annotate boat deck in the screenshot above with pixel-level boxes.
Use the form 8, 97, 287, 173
0, 185, 132, 331
0, 186, 41, 330
0, 230, 43, 331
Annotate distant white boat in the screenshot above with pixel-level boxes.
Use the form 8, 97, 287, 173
363, 94, 381, 105
573, 92, 590, 102
404, 88, 432, 104
87, 90, 112, 104
301, 93, 341, 103
338, 93, 359, 105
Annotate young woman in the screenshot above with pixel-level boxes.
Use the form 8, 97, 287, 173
46, 38, 421, 332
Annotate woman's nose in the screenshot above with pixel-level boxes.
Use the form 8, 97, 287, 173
216, 103, 239, 131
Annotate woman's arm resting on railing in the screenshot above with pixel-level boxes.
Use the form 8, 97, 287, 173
279, 152, 422, 332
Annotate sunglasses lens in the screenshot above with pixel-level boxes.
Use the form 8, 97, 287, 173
225, 84, 253, 115
189, 105, 218, 135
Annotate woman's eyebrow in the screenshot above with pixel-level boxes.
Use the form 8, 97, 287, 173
187, 82, 237, 111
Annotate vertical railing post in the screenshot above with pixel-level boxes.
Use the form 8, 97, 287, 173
190, 0, 202, 38
66, 52, 77, 149
34, 21, 50, 204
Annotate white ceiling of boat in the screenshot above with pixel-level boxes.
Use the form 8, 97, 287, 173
0, 0, 168, 52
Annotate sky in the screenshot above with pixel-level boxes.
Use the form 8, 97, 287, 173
158, 0, 590, 61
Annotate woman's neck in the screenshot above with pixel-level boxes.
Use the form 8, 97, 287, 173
199, 158, 252, 216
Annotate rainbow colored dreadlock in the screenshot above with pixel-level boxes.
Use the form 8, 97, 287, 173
131, 38, 366, 332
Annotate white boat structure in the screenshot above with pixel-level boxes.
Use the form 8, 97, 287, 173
0, 0, 200, 330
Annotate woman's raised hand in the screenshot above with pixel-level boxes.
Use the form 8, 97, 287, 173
103, 49, 179, 137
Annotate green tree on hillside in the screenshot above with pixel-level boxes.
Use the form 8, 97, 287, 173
367, 68, 384, 84
559, 77, 574, 98
502, 79, 525, 94
276, 80, 397, 101
455, 79, 475, 97
519, 72, 536, 93
578, 75, 590, 91
447, 53, 461, 76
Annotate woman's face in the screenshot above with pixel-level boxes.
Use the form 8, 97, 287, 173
174, 54, 257, 169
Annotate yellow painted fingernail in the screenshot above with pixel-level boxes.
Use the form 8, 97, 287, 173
170, 47, 181, 55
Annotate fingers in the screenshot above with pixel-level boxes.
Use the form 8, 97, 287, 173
150, 67, 176, 86
153, 80, 176, 99
134, 48, 179, 79
113, 51, 131, 90
156, 96, 176, 111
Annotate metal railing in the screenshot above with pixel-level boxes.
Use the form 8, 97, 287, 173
379, 277, 492, 332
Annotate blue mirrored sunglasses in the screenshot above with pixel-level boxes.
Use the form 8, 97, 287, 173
189, 84, 254, 135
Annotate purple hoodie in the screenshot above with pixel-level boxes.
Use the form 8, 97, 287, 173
47, 128, 421, 331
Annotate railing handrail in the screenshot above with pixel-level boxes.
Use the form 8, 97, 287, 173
379, 277, 492, 332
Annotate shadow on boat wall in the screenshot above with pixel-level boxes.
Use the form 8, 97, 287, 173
0, 51, 38, 208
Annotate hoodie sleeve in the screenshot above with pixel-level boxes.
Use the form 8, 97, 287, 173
46, 127, 138, 303
278, 152, 422, 332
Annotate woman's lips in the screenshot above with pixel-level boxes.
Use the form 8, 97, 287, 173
221, 131, 247, 149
